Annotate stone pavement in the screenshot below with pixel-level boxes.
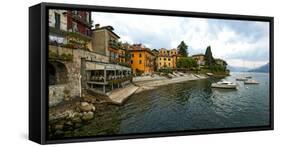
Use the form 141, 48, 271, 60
107, 84, 139, 105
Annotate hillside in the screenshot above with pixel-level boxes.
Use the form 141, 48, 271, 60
248, 63, 269, 73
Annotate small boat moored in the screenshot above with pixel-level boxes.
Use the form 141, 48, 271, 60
211, 81, 237, 89
244, 79, 259, 84
236, 77, 247, 81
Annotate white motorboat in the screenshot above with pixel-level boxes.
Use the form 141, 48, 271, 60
244, 79, 259, 84
211, 81, 237, 89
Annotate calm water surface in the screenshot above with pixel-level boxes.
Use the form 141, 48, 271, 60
66, 72, 270, 137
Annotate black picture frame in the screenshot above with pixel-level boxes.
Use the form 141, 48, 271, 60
29, 2, 274, 144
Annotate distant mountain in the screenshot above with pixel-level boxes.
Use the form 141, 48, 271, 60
227, 65, 251, 72
248, 63, 269, 73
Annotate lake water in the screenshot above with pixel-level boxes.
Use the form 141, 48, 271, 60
65, 72, 270, 137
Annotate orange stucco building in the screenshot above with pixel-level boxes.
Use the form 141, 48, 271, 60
130, 44, 155, 74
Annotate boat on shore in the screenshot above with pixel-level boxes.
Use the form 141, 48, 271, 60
211, 81, 237, 89
206, 73, 214, 76
244, 79, 259, 84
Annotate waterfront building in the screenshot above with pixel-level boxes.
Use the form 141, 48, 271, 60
48, 10, 132, 106
48, 10, 93, 51
86, 24, 132, 94
48, 10, 68, 44
151, 49, 159, 71
91, 24, 126, 64
157, 48, 178, 70
130, 44, 155, 75
191, 54, 206, 67
66, 10, 93, 51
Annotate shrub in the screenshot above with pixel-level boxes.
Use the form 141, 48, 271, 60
159, 67, 173, 74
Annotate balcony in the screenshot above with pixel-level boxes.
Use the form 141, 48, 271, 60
48, 46, 73, 61
68, 29, 92, 41
109, 40, 124, 50
49, 27, 67, 36
49, 27, 91, 41
71, 14, 93, 28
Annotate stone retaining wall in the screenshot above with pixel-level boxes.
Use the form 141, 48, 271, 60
49, 84, 66, 107
49, 45, 109, 106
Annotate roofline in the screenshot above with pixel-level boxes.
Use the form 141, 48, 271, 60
129, 48, 154, 55
192, 54, 205, 57
92, 27, 120, 38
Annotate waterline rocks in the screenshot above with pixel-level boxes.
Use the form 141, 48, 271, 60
48, 100, 97, 138
81, 111, 94, 121
79, 102, 93, 112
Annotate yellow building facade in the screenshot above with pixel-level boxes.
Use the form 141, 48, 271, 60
130, 45, 155, 74
157, 48, 178, 69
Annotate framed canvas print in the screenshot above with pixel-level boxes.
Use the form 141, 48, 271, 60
29, 2, 274, 144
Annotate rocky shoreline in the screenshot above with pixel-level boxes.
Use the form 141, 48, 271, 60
48, 92, 112, 139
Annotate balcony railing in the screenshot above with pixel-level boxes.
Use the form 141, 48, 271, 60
71, 14, 93, 28
109, 40, 124, 50
49, 27, 91, 41
48, 49, 73, 61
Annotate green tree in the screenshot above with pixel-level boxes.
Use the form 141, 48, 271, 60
177, 41, 188, 57
205, 46, 215, 66
122, 42, 132, 62
176, 57, 197, 69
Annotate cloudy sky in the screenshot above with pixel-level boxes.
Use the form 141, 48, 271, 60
91, 12, 269, 69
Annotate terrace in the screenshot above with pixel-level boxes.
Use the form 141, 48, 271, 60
85, 61, 132, 94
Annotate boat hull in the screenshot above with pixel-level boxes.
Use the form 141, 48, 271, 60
236, 78, 247, 81
211, 83, 237, 89
244, 81, 259, 84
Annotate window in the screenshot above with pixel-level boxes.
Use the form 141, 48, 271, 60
131, 60, 133, 64
85, 28, 91, 36
168, 58, 171, 61
110, 52, 117, 61
139, 53, 142, 57
131, 53, 134, 57
164, 58, 166, 61
86, 12, 90, 22
72, 11, 78, 16
159, 63, 161, 65
139, 60, 142, 64
169, 63, 170, 66
72, 22, 78, 32
54, 13, 60, 30
159, 58, 161, 60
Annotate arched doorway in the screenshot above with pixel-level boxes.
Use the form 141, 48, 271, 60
48, 61, 68, 85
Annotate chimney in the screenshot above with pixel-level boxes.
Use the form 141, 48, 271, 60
95, 24, 100, 29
